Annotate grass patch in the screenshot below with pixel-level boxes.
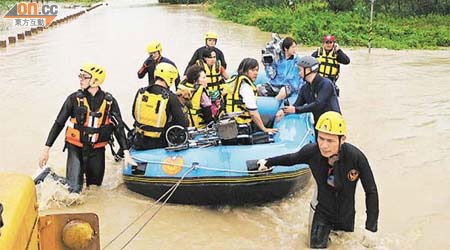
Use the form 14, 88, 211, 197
207, 0, 449, 49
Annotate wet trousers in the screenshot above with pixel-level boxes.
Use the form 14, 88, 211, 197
309, 203, 352, 248
66, 145, 105, 193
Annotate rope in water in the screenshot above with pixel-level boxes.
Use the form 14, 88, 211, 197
102, 166, 196, 250
104, 124, 314, 248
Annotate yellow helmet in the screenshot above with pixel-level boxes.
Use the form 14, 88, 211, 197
147, 40, 162, 54
315, 111, 346, 136
154, 63, 178, 87
80, 63, 106, 87
205, 32, 218, 40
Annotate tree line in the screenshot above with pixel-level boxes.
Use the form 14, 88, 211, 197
324, 0, 449, 16
206, 0, 450, 16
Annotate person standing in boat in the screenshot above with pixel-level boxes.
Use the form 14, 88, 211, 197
275, 56, 340, 128
258, 37, 303, 100
138, 40, 180, 88
311, 35, 350, 97
38, 64, 136, 193
225, 58, 278, 143
132, 63, 189, 150
184, 31, 227, 75
177, 64, 214, 128
257, 111, 379, 249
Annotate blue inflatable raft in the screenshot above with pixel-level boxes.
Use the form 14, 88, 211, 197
123, 72, 314, 205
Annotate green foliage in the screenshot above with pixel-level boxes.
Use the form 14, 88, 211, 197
1, 0, 102, 11
158, 0, 204, 3
0, 0, 17, 11
208, 0, 450, 49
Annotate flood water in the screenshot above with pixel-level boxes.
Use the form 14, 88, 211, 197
0, 0, 449, 249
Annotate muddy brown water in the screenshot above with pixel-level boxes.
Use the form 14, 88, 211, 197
0, 0, 449, 249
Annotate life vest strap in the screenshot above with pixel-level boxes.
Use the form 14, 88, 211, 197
134, 121, 165, 133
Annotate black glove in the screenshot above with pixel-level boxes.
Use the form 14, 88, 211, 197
144, 56, 154, 66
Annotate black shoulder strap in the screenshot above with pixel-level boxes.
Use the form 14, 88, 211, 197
101, 92, 114, 125
104, 92, 113, 102
161, 88, 170, 99
138, 86, 147, 94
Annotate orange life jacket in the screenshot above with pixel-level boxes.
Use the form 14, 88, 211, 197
65, 91, 114, 149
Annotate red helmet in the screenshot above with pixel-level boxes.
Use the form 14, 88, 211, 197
323, 35, 335, 42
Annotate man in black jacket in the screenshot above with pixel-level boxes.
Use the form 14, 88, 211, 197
39, 64, 136, 193
311, 35, 350, 96
276, 56, 340, 127
257, 111, 379, 249
138, 40, 180, 88
184, 32, 227, 75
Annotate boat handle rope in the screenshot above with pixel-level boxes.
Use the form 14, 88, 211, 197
102, 165, 196, 250
130, 127, 314, 174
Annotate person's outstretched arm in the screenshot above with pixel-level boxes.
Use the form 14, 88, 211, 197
39, 95, 74, 167
264, 143, 315, 167
110, 98, 136, 166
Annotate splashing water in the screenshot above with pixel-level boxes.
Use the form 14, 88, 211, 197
34, 159, 124, 210
36, 178, 84, 210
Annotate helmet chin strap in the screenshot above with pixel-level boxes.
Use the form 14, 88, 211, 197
328, 136, 343, 163
304, 68, 315, 82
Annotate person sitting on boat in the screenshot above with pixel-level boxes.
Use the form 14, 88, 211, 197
175, 88, 192, 117
178, 64, 214, 128
132, 63, 189, 150
258, 37, 303, 100
311, 35, 350, 97
276, 56, 341, 129
38, 63, 136, 193
184, 31, 227, 75
257, 111, 379, 249
225, 58, 279, 140
138, 40, 180, 88
195, 47, 230, 94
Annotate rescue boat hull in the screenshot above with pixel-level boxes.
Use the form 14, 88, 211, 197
123, 73, 313, 205
124, 169, 311, 205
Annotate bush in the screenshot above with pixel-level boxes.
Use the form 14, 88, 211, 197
208, 0, 450, 49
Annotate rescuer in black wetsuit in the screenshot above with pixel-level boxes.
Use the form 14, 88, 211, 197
39, 64, 136, 193
276, 56, 341, 129
138, 40, 180, 87
258, 112, 379, 249
184, 32, 227, 75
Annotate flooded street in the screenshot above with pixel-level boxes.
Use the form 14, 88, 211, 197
0, 0, 449, 249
